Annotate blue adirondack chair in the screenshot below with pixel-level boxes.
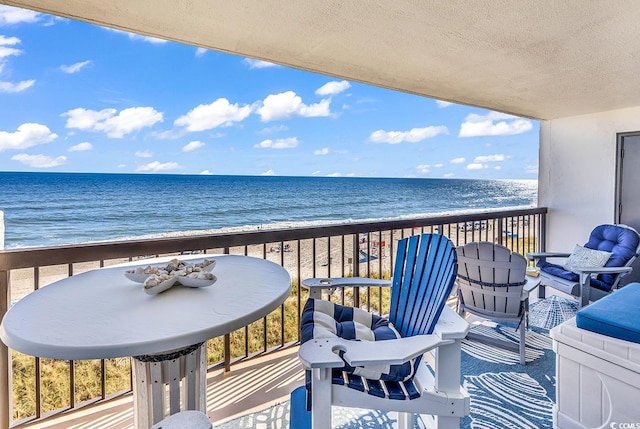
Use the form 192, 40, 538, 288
291, 234, 470, 429
528, 224, 640, 307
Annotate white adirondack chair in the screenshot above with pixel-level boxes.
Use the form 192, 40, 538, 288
291, 234, 470, 429
456, 241, 537, 365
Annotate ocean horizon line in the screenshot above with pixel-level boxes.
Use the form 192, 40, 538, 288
1, 172, 537, 249
0, 170, 538, 182
3, 204, 536, 250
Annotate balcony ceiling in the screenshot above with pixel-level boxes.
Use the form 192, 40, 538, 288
3, 0, 640, 120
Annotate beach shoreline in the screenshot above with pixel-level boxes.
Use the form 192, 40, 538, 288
9, 219, 532, 302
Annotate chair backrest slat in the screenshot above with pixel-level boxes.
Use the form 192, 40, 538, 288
456, 242, 526, 317
389, 234, 457, 337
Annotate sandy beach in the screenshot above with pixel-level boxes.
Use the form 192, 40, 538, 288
9, 221, 532, 302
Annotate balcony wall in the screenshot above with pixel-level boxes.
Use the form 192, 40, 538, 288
0, 207, 546, 428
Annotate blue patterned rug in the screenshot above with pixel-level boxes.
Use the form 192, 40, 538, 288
214, 296, 578, 429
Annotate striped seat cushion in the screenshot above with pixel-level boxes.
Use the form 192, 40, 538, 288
332, 370, 422, 400
301, 298, 419, 382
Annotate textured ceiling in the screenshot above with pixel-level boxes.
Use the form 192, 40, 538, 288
4, 0, 640, 120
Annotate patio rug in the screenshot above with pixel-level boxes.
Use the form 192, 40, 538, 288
213, 296, 578, 429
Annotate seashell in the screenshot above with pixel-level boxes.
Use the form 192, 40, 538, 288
143, 275, 177, 295
143, 275, 161, 289
196, 271, 214, 280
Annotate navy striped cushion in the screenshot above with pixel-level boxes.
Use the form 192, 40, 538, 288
301, 298, 419, 382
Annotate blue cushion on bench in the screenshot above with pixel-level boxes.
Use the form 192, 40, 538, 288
576, 282, 640, 344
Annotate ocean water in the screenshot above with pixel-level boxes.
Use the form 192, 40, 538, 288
0, 172, 537, 249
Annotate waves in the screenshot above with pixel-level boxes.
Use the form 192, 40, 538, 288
0, 172, 537, 249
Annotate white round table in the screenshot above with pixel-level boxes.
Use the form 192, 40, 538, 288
0, 254, 291, 428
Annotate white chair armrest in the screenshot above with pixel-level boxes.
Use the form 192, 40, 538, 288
302, 277, 392, 298
572, 266, 633, 275
298, 335, 452, 369
298, 338, 346, 369
433, 305, 471, 340
298, 305, 469, 369
302, 277, 392, 289
526, 252, 571, 261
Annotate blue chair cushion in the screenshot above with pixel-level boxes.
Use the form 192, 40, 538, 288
585, 224, 640, 286
576, 282, 640, 344
537, 224, 640, 292
537, 260, 611, 292
300, 298, 418, 382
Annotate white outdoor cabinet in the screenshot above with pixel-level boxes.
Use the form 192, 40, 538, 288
551, 317, 640, 428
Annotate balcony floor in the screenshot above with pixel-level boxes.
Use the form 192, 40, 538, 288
20, 347, 304, 429
18, 288, 564, 429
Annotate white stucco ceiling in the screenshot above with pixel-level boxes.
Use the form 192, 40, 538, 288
3, 0, 640, 120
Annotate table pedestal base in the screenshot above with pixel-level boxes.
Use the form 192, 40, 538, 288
132, 342, 207, 428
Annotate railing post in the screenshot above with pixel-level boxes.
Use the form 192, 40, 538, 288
539, 211, 547, 252
352, 234, 360, 308
1, 269, 12, 429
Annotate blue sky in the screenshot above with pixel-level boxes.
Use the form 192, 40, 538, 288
0, 5, 539, 179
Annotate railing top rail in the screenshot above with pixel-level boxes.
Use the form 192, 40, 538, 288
0, 207, 546, 271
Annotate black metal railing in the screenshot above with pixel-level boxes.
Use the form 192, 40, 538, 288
0, 206, 547, 428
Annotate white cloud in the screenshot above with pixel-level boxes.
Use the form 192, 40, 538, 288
258, 125, 288, 134
459, 111, 532, 137
369, 126, 448, 144
436, 100, 453, 108
200, 170, 214, 175
11, 153, 66, 168
254, 137, 299, 149
182, 140, 205, 152
434, 163, 444, 168
0, 35, 34, 92
416, 164, 430, 173
0, 35, 21, 59
260, 169, 276, 176
0, 45, 21, 60
450, 157, 466, 164
256, 91, 331, 122
327, 172, 342, 177
68, 142, 92, 152
473, 154, 506, 163
0, 6, 41, 25
314, 147, 329, 155
105, 28, 167, 44
135, 150, 153, 158
526, 164, 539, 174
315, 80, 351, 96
0, 123, 57, 151
60, 60, 91, 74
466, 163, 486, 170
175, 98, 251, 131
0, 79, 34, 93
136, 161, 180, 172
244, 58, 279, 69
195, 47, 207, 57
311, 170, 322, 176
63, 106, 163, 138
443, 173, 454, 178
